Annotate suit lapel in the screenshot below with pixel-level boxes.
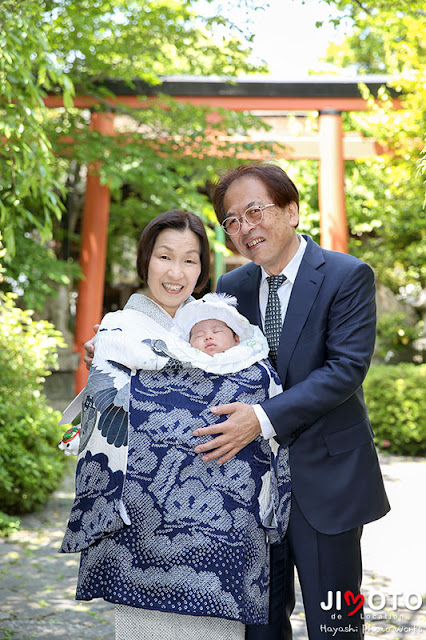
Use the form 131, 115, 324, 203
277, 237, 325, 385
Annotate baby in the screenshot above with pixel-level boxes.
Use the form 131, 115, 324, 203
174, 293, 249, 356
58, 295, 246, 457
190, 319, 239, 355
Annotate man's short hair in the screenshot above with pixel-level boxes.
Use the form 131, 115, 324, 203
211, 163, 299, 223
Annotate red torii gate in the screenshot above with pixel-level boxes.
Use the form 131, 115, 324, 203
45, 75, 399, 391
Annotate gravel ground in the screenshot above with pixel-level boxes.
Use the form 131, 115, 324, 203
0, 454, 425, 640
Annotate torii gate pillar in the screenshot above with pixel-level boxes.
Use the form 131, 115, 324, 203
318, 109, 348, 253
73, 111, 114, 393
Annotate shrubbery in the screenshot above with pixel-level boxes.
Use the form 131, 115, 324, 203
364, 363, 426, 456
0, 292, 67, 525
375, 312, 422, 363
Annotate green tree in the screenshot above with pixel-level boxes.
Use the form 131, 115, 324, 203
0, 0, 72, 254
1, 0, 270, 310
0, 0, 77, 310
0, 1, 74, 253
318, 0, 426, 293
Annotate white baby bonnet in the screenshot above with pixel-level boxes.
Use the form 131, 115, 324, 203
173, 292, 254, 342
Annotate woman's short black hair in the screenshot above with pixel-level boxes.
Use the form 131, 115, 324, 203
136, 209, 210, 294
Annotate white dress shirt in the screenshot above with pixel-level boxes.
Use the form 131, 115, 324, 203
253, 234, 307, 439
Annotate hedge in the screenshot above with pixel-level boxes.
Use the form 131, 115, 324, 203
364, 363, 426, 456
0, 293, 67, 528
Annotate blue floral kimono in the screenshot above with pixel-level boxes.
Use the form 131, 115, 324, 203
60, 294, 291, 625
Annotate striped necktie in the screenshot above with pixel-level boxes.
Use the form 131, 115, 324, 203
264, 274, 286, 368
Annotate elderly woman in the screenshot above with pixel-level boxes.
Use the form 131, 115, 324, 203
60, 209, 290, 640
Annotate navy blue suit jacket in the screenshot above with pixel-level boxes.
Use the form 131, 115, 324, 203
216, 235, 390, 535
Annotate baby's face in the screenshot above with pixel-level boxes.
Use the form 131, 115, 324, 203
190, 319, 239, 355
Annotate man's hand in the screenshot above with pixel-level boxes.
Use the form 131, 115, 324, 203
193, 402, 261, 465
83, 324, 100, 370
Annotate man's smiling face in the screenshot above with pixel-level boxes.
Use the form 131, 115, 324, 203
223, 175, 300, 276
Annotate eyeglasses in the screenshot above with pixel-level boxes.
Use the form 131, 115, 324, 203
221, 203, 275, 236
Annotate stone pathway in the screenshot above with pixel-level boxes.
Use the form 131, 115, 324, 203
0, 455, 425, 639
360, 455, 426, 640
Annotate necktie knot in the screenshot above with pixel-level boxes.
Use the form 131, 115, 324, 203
264, 275, 286, 368
267, 274, 286, 293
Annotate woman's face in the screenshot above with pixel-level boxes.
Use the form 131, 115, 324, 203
147, 228, 202, 317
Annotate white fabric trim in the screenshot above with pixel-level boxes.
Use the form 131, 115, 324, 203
59, 294, 272, 428
173, 292, 254, 342
95, 306, 270, 375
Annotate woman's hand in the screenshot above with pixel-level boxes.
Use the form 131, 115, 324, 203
193, 402, 261, 465
83, 324, 100, 370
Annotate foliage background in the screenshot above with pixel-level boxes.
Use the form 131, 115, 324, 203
0, 291, 67, 526
0, 0, 425, 526
0, 0, 271, 312
364, 363, 426, 456
1, 0, 425, 310
321, 0, 426, 294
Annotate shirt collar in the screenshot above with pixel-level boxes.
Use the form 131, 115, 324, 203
260, 234, 307, 286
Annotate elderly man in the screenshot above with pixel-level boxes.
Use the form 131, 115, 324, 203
192, 163, 390, 640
